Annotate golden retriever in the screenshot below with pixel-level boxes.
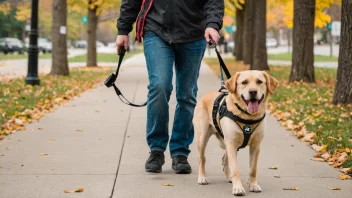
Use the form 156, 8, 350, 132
193, 70, 278, 196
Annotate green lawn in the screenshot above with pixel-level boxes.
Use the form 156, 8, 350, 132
268, 53, 338, 62
0, 53, 52, 60
0, 67, 112, 136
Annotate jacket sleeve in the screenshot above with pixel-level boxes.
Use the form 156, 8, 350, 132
204, 0, 224, 31
117, 0, 142, 35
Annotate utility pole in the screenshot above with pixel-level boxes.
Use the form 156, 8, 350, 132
25, 0, 40, 85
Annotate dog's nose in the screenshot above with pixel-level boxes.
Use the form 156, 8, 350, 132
249, 90, 257, 98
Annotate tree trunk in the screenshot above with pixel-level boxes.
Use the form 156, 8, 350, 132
289, 0, 315, 83
251, 0, 269, 70
234, 9, 244, 60
242, 0, 254, 65
87, 4, 98, 67
50, 0, 69, 76
333, 0, 352, 104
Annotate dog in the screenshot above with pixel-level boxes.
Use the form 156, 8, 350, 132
193, 70, 278, 196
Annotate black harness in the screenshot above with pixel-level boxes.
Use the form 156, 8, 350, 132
212, 93, 266, 150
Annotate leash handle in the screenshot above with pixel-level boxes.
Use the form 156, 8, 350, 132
104, 47, 147, 107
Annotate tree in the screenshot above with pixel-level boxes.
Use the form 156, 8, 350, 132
252, 0, 269, 70
333, 0, 352, 104
234, 8, 244, 60
242, 0, 254, 65
289, 0, 315, 83
50, 0, 69, 76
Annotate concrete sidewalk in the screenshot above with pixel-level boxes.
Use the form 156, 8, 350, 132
0, 54, 350, 198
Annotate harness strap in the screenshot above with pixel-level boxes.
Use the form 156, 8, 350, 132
214, 98, 266, 150
212, 93, 228, 138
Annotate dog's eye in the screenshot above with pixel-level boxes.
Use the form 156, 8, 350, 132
257, 80, 263, 84
242, 80, 248, 85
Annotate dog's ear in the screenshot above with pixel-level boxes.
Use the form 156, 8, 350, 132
262, 71, 279, 95
225, 72, 240, 93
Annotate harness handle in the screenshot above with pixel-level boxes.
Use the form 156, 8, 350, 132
104, 47, 147, 107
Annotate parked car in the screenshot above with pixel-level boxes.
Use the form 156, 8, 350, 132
107, 42, 116, 48
96, 41, 105, 48
38, 38, 52, 53
0, 38, 26, 54
75, 40, 87, 48
266, 38, 278, 48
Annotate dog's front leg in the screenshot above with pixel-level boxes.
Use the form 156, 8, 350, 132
226, 141, 245, 196
249, 144, 262, 192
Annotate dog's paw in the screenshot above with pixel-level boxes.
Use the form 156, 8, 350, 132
232, 187, 246, 196
249, 184, 262, 193
197, 177, 209, 185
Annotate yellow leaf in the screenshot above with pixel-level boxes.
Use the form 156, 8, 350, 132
76, 129, 83, 132
38, 128, 44, 130
39, 153, 48, 156
329, 187, 341, 190
64, 189, 73, 193
268, 166, 278, 170
162, 183, 174, 186
75, 187, 84, 192
339, 175, 351, 180
274, 175, 281, 178
283, 187, 299, 190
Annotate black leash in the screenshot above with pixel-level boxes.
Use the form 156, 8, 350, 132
104, 48, 147, 107
208, 40, 231, 92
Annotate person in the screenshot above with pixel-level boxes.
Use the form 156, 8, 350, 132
115, 0, 224, 174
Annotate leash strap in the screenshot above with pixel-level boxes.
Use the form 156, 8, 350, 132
208, 40, 231, 92
104, 48, 147, 107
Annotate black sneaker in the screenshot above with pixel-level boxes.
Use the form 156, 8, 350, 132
145, 150, 165, 173
172, 155, 192, 174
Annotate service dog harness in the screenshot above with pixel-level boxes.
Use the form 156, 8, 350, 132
208, 41, 265, 150
212, 93, 266, 151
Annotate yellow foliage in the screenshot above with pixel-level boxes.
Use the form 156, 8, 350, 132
282, 0, 339, 28
15, 3, 31, 21
0, 2, 11, 15
68, 0, 120, 15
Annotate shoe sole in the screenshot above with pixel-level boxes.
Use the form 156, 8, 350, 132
172, 165, 192, 174
145, 168, 162, 173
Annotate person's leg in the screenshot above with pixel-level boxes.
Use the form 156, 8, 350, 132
170, 38, 206, 158
144, 31, 174, 153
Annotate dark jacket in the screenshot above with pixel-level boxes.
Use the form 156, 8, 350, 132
117, 0, 224, 44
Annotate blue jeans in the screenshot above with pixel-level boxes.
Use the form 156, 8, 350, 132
143, 31, 206, 158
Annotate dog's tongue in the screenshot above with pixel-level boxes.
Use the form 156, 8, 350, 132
248, 100, 259, 113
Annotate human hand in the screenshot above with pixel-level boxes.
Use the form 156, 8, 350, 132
115, 35, 129, 54
204, 28, 220, 44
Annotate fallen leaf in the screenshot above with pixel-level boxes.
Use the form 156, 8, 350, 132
329, 187, 341, 190
321, 152, 331, 161
38, 128, 43, 130
338, 152, 348, 163
340, 113, 348, 118
339, 175, 351, 180
341, 168, 351, 174
95, 110, 100, 112
0, 136, 3, 140
274, 175, 281, 178
283, 187, 299, 191
311, 158, 325, 162
162, 183, 174, 186
64, 189, 73, 193
0, 154, 4, 156
76, 129, 83, 132
313, 154, 321, 158
39, 153, 48, 156
75, 187, 84, 192
49, 138, 55, 141
268, 166, 278, 170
